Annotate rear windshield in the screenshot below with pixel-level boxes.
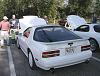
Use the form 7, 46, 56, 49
33, 26, 81, 42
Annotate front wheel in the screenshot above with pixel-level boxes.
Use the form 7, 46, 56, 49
89, 39, 99, 52
28, 51, 37, 70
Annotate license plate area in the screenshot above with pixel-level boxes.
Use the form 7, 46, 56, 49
65, 47, 74, 54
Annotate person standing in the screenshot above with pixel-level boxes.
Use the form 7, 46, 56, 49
43, 15, 48, 24
9, 30, 16, 45
92, 13, 97, 23
9, 15, 20, 35
0, 16, 10, 46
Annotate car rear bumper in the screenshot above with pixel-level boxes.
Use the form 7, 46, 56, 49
40, 50, 92, 70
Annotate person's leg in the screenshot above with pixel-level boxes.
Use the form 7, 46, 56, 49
12, 39, 15, 44
0, 31, 5, 46
7, 33, 10, 46
1, 39, 4, 46
4, 31, 9, 46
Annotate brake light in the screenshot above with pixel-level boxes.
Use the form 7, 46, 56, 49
42, 50, 60, 58
81, 45, 91, 51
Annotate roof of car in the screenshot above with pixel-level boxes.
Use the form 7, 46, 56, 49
32, 24, 60, 28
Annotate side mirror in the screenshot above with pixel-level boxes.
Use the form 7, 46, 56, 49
23, 33, 27, 37
23, 32, 29, 38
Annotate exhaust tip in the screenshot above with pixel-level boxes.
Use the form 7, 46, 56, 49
50, 68, 55, 73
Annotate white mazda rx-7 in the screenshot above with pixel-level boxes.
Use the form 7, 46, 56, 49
17, 25, 92, 70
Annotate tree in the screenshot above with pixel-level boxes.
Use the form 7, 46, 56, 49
3, 0, 17, 18
94, 0, 100, 16
0, 0, 4, 20
1, 0, 66, 21
67, 0, 92, 17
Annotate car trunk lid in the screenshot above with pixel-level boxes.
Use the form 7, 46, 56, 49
42, 39, 90, 58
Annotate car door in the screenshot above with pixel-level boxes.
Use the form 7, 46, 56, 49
93, 25, 100, 45
73, 25, 91, 39
20, 27, 32, 55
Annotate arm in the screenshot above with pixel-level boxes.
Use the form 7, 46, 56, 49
0, 22, 1, 29
9, 19, 12, 25
8, 22, 11, 34
9, 19, 13, 28
0, 21, 2, 30
17, 19, 20, 30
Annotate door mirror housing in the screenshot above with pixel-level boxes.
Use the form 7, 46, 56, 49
23, 32, 29, 38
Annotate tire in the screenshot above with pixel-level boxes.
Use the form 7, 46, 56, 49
28, 51, 37, 70
89, 39, 99, 52
84, 60, 90, 64
17, 39, 20, 49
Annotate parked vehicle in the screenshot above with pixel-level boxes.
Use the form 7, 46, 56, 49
73, 24, 100, 52
65, 15, 100, 52
17, 17, 92, 70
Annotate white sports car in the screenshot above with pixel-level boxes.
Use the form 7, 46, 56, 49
73, 24, 100, 52
17, 24, 92, 70
65, 15, 100, 52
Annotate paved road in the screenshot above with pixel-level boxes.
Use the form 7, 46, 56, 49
0, 46, 10, 76
0, 45, 100, 76
10, 45, 100, 76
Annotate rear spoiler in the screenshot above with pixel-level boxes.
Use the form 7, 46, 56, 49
41, 38, 89, 45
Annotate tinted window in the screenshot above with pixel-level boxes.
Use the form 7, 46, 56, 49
94, 25, 100, 33
33, 26, 81, 42
75, 25, 89, 32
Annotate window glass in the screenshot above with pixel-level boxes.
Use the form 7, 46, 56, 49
23, 27, 32, 38
94, 25, 100, 33
33, 26, 81, 42
75, 25, 89, 32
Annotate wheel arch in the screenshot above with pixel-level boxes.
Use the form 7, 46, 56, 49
89, 37, 99, 45
27, 47, 37, 69
89, 37, 99, 48
27, 48, 34, 58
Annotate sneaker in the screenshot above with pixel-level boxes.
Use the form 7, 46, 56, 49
0, 45, 4, 48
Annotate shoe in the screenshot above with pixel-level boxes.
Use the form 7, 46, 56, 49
0, 46, 4, 48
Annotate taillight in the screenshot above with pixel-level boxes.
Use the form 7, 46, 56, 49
81, 45, 91, 51
42, 50, 60, 58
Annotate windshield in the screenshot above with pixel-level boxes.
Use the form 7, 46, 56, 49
33, 26, 81, 42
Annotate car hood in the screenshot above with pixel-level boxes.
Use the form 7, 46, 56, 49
19, 16, 47, 32
67, 15, 87, 27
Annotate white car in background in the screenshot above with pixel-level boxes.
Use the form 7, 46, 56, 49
66, 15, 100, 52
17, 17, 92, 70
73, 24, 100, 52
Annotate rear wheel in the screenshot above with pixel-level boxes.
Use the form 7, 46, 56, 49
85, 60, 90, 64
89, 39, 99, 52
28, 51, 37, 70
